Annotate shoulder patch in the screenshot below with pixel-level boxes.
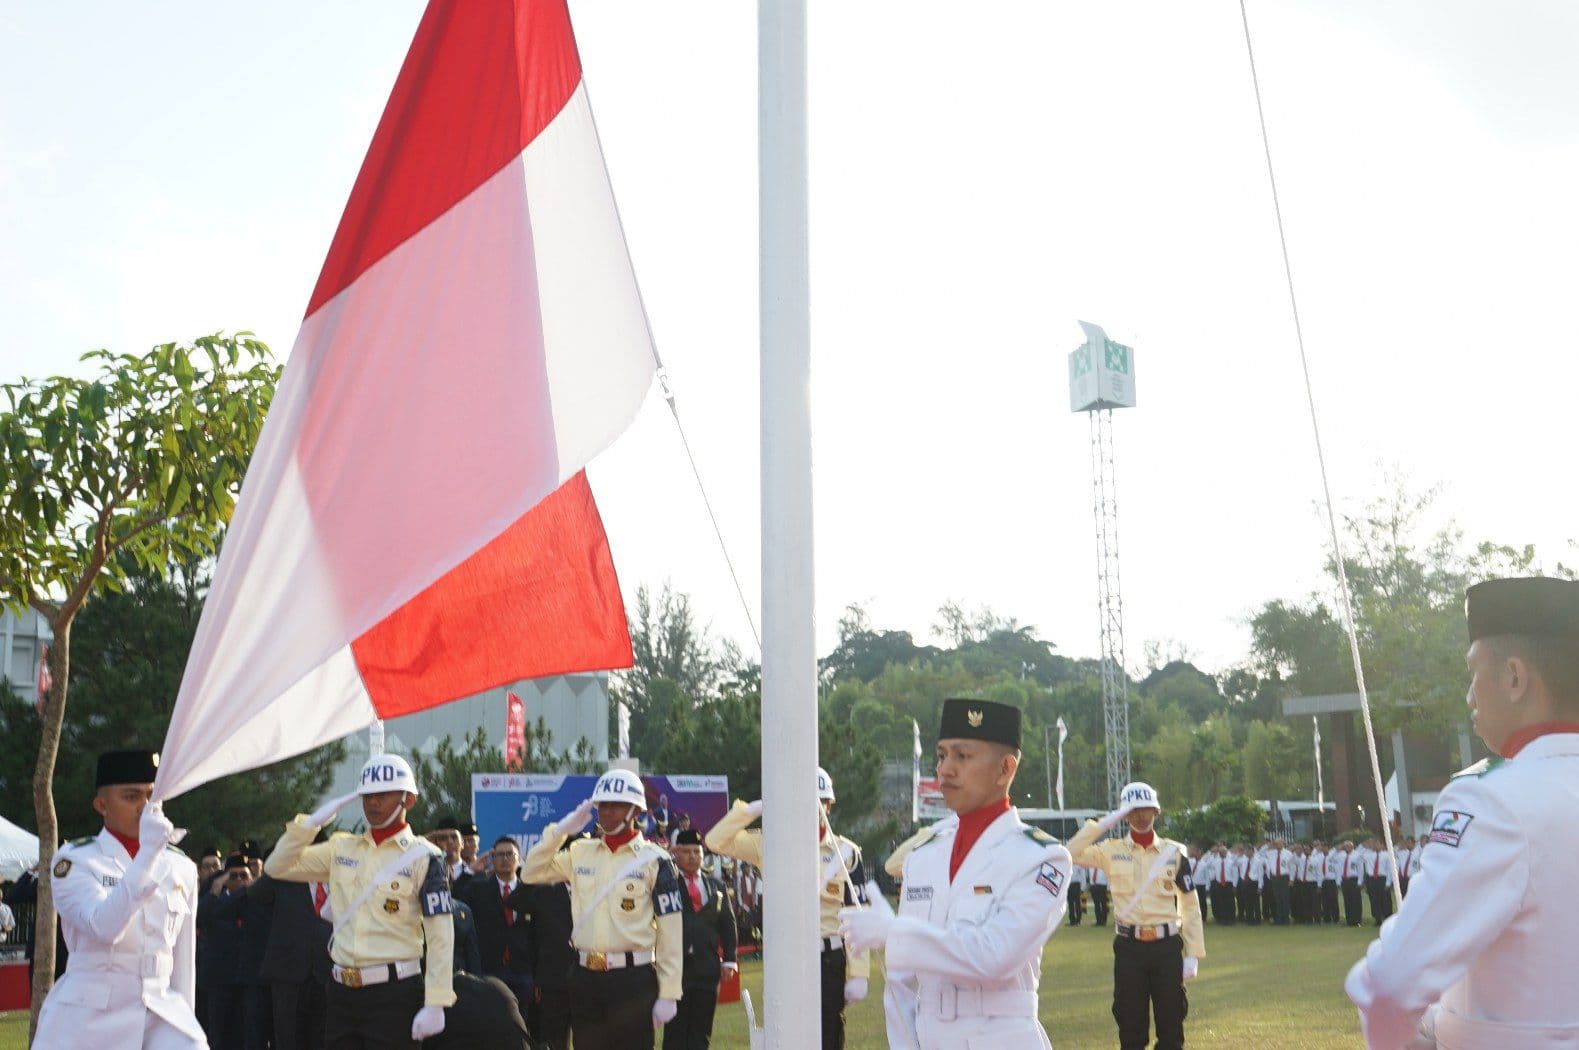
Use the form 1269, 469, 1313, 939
1451, 757, 1504, 780
1428, 810, 1474, 848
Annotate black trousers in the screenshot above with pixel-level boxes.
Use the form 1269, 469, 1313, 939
206, 984, 245, 1048
1112, 934, 1187, 1050
1268, 876, 1291, 924
663, 981, 720, 1050
326, 974, 424, 1050
820, 947, 847, 1050
1208, 883, 1236, 924
1237, 881, 1261, 924
529, 986, 572, 1050
244, 983, 275, 1050
1341, 878, 1363, 926
273, 977, 329, 1050
1319, 881, 1340, 924
1365, 877, 1393, 924
1090, 886, 1111, 927
1194, 885, 1209, 923
569, 963, 659, 1050
1067, 884, 1085, 925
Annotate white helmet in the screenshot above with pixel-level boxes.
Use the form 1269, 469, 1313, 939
1119, 781, 1160, 810
358, 754, 418, 797
815, 767, 835, 802
591, 769, 647, 811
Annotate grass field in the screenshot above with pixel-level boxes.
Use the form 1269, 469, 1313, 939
1, 921, 1378, 1048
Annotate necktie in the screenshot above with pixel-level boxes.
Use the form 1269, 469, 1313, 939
1343, 854, 1350, 880
1276, 853, 1281, 876
502, 883, 514, 925
688, 875, 703, 911
312, 882, 328, 917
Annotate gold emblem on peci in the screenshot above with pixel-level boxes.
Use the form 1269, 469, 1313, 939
967, 709, 984, 727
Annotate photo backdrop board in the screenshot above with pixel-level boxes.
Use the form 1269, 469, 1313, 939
473, 773, 729, 853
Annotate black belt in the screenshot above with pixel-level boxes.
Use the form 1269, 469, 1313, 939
1115, 922, 1179, 942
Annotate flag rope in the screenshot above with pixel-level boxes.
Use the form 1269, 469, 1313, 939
578, 75, 761, 652
1238, 0, 1402, 910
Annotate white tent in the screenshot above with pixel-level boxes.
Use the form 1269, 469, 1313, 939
0, 814, 39, 881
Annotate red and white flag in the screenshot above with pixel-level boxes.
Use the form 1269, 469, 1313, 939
156, 0, 651, 799
504, 691, 528, 770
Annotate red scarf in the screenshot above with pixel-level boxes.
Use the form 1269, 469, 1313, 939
1130, 829, 1155, 849
108, 828, 140, 860
1500, 721, 1579, 759
370, 821, 407, 846
603, 826, 639, 852
949, 797, 1011, 882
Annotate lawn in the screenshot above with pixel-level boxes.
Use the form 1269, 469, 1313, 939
0, 922, 1377, 1048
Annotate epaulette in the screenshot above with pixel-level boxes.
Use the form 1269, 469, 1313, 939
164, 843, 188, 856
1451, 757, 1504, 780
67, 835, 95, 847
1023, 828, 1060, 846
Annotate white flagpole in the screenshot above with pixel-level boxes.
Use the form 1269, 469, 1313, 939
759, 2, 820, 1045
1056, 716, 1068, 811
1313, 715, 1325, 809
912, 719, 922, 824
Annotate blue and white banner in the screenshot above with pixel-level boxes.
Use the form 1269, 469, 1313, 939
472, 773, 729, 854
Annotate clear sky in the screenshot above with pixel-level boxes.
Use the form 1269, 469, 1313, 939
3, 3, 1575, 674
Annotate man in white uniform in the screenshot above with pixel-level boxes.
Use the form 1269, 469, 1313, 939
842, 698, 1072, 1049
1346, 576, 1579, 1048
34, 749, 206, 1049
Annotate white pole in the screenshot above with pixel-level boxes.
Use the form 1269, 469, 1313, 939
759, 1, 820, 1046
368, 719, 385, 757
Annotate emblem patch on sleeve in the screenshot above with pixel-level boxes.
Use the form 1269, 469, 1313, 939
53, 858, 71, 878
1428, 810, 1473, 848
1036, 863, 1065, 897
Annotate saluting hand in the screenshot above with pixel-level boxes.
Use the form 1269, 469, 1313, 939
554, 798, 597, 837
307, 791, 361, 829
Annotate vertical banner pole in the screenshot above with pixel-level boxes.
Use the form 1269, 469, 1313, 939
758, 1, 820, 1045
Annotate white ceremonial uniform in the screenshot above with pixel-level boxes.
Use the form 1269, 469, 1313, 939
1408, 847, 1423, 879
1247, 849, 1266, 887
1346, 733, 1579, 1048
1324, 849, 1345, 881
35, 830, 206, 1049
1087, 865, 1108, 887
886, 809, 1072, 1049
1306, 850, 1326, 883
1193, 852, 1220, 885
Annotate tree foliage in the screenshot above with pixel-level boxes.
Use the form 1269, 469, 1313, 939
0, 334, 279, 1030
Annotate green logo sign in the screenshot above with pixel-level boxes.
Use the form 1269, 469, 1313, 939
1070, 346, 1092, 378
1104, 341, 1130, 375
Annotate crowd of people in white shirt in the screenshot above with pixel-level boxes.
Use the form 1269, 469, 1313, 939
1184, 835, 1424, 928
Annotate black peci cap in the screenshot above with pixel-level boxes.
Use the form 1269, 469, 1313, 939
238, 839, 262, 859
432, 814, 460, 832
1467, 578, 1579, 642
95, 750, 159, 789
938, 698, 1022, 749
460, 822, 478, 837
224, 853, 249, 871
672, 829, 704, 847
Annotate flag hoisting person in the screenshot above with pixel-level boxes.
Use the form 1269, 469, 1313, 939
264, 754, 455, 1049
1345, 577, 1579, 1048
841, 698, 1073, 1049
34, 750, 206, 1050
521, 768, 684, 1050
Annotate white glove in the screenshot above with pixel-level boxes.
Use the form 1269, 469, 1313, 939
839, 890, 895, 953
743, 799, 764, 818
139, 803, 177, 849
721, 961, 739, 979
553, 798, 597, 837
1182, 956, 1199, 981
411, 1005, 446, 1039
1097, 802, 1135, 832
652, 997, 678, 1027
843, 977, 868, 1004
308, 791, 361, 829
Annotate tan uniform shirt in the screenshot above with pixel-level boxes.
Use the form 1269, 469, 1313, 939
265, 816, 456, 1008
1068, 821, 1205, 960
705, 799, 871, 979
521, 829, 684, 1001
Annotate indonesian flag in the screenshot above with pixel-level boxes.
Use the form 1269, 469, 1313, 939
156, 0, 651, 799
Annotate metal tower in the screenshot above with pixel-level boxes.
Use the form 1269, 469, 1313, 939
1068, 321, 1136, 808
1089, 407, 1131, 806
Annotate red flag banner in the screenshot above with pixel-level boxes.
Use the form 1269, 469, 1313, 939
156, 0, 650, 799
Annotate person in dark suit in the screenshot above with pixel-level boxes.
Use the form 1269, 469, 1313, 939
425, 972, 530, 1050
462, 837, 535, 1008
252, 862, 332, 1050
429, 814, 481, 899
664, 830, 737, 1050
217, 865, 278, 1050
508, 834, 582, 1050
452, 896, 484, 975
197, 854, 252, 1046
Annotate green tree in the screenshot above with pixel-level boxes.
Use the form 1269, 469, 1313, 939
1166, 794, 1266, 845
409, 722, 600, 831
1241, 720, 1308, 800
0, 558, 341, 855
0, 335, 277, 1029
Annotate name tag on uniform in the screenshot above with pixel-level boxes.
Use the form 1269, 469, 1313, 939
101, 875, 119, 888
973, 885, 993, 895
905, 885, 933, 903
1112, 853, 1134, 862
575, 866, 598, 877
335, 856, 358, 868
